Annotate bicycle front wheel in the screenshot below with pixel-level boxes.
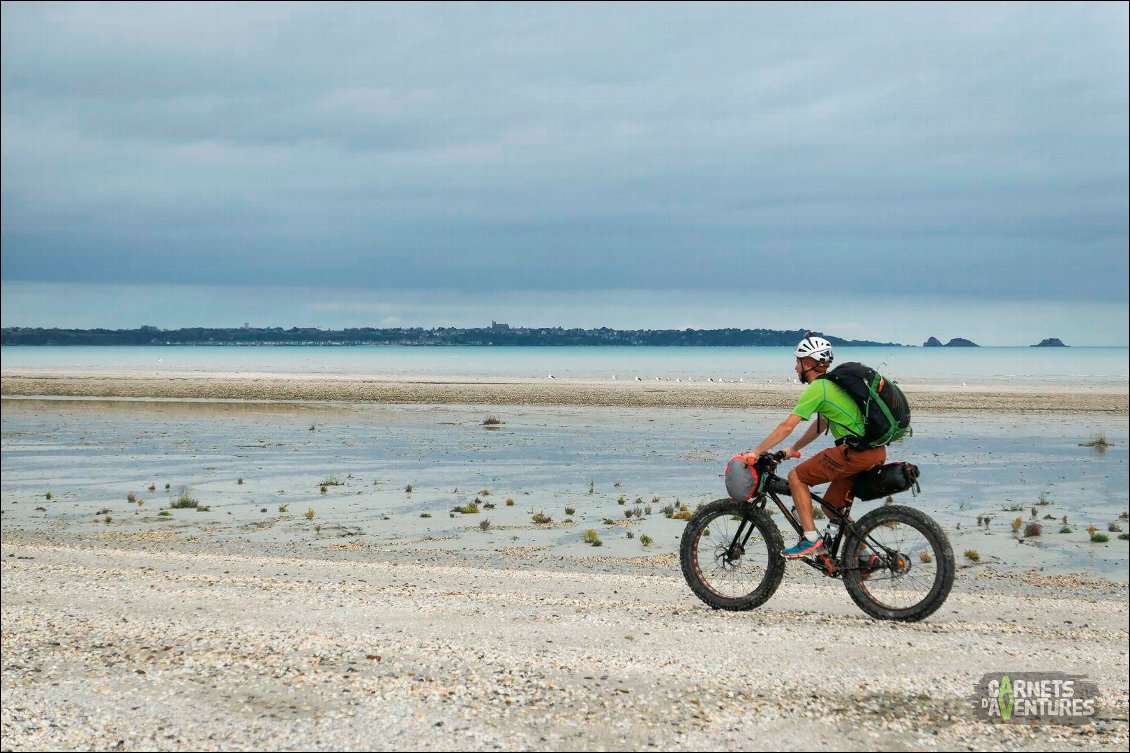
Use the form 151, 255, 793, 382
841, 504, 954, 621
679, 498, 785, 611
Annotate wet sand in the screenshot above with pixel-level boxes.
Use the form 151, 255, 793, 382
2, 370, 1128, 413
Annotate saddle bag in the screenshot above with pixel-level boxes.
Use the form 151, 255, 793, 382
852, 462, 921, 502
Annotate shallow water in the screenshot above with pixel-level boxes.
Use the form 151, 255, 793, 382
1, 398, 1127, 578
3, 344, 1127, 389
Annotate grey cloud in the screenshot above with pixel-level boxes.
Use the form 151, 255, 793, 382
2, 2, 1127, 303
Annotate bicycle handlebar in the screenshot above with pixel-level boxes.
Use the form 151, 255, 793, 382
758, 450, 788, 466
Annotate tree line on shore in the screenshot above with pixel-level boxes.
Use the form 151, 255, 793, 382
0, 325, 902, 347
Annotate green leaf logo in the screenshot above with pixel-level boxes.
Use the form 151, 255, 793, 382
997, 675, 1015, 721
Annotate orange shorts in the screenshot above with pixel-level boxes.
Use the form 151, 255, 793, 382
793, 443, 886, 509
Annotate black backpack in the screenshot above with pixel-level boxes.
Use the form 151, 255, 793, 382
817, 362, 911, 449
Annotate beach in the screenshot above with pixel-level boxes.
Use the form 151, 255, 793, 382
2, 541, 1127, 751
2, 369, 1127, 412
2, 372, 1128, 750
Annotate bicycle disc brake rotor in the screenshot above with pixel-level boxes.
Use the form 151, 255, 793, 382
886, 551, 913, 576
719, 543, 745, 568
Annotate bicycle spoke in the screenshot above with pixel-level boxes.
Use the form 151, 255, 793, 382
854, 521, 940, 611
696, 512, 772, 600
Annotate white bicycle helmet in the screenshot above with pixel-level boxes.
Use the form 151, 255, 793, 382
794, 333, 834, 364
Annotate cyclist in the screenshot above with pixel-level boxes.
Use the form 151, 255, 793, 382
748, 334, 886, 558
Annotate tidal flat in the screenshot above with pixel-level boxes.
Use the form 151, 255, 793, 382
1, 397, 1126, 578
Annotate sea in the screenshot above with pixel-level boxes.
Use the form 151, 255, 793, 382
1, 345, 1127, 390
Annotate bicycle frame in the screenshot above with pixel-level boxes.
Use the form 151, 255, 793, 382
732, 464, 894, 578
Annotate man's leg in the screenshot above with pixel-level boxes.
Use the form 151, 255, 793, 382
781, 447, 851, 557
823, 446, 887, 508
782, 444, 885, 557
787, 471, 818, 533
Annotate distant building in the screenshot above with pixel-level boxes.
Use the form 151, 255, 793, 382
491, 321, 510, 331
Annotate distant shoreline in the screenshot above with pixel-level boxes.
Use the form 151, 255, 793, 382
3, 370, 1126, 413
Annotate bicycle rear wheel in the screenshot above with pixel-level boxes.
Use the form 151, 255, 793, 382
841, 504, 954, 621
679, 499, 785, 611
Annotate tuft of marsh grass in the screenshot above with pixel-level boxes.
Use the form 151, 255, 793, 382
479, 519, 491, 531
1011, 516, 1023, 533
170, 498, 199, 509
305, 508, 316, 520
237, 477, 244, 485
639, 533, 653, 547
1037, 491, 1052, 506
148, 484, 156, 492
505, 498, 515, 506
1079, 432, 1109, 450
420, 512, 431, 518
45, 491, 52, 500
320, 475, 343, 487
1109, 522, 1123, 533
1059, 526, 1072, 534
1090, 532, 1110, 543
532, 512, 552, 525
104, 514, 112, 524
127, 492, 136, 503
618, 495, 627, 505
405, 484, 413, 494
157, 510, 172, 518
919, 551, 933, 563
478, 489, 491, 496
165, 483, 170, 490
482, 416, 503, 426
964, 549, 980, 563
1119, 533, 1130, 541
453, 502, 480, 514
1024, 521, 1043, 538
581, 528, 600, 544
564, 506, 576, 515
278, 503, 289, 512
314, 524, 322, 534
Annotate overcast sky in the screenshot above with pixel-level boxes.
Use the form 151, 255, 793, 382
2, 2, 1127, 344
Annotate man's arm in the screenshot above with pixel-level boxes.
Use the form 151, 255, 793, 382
785, 415, 826, 458
751, 413, 804, 456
